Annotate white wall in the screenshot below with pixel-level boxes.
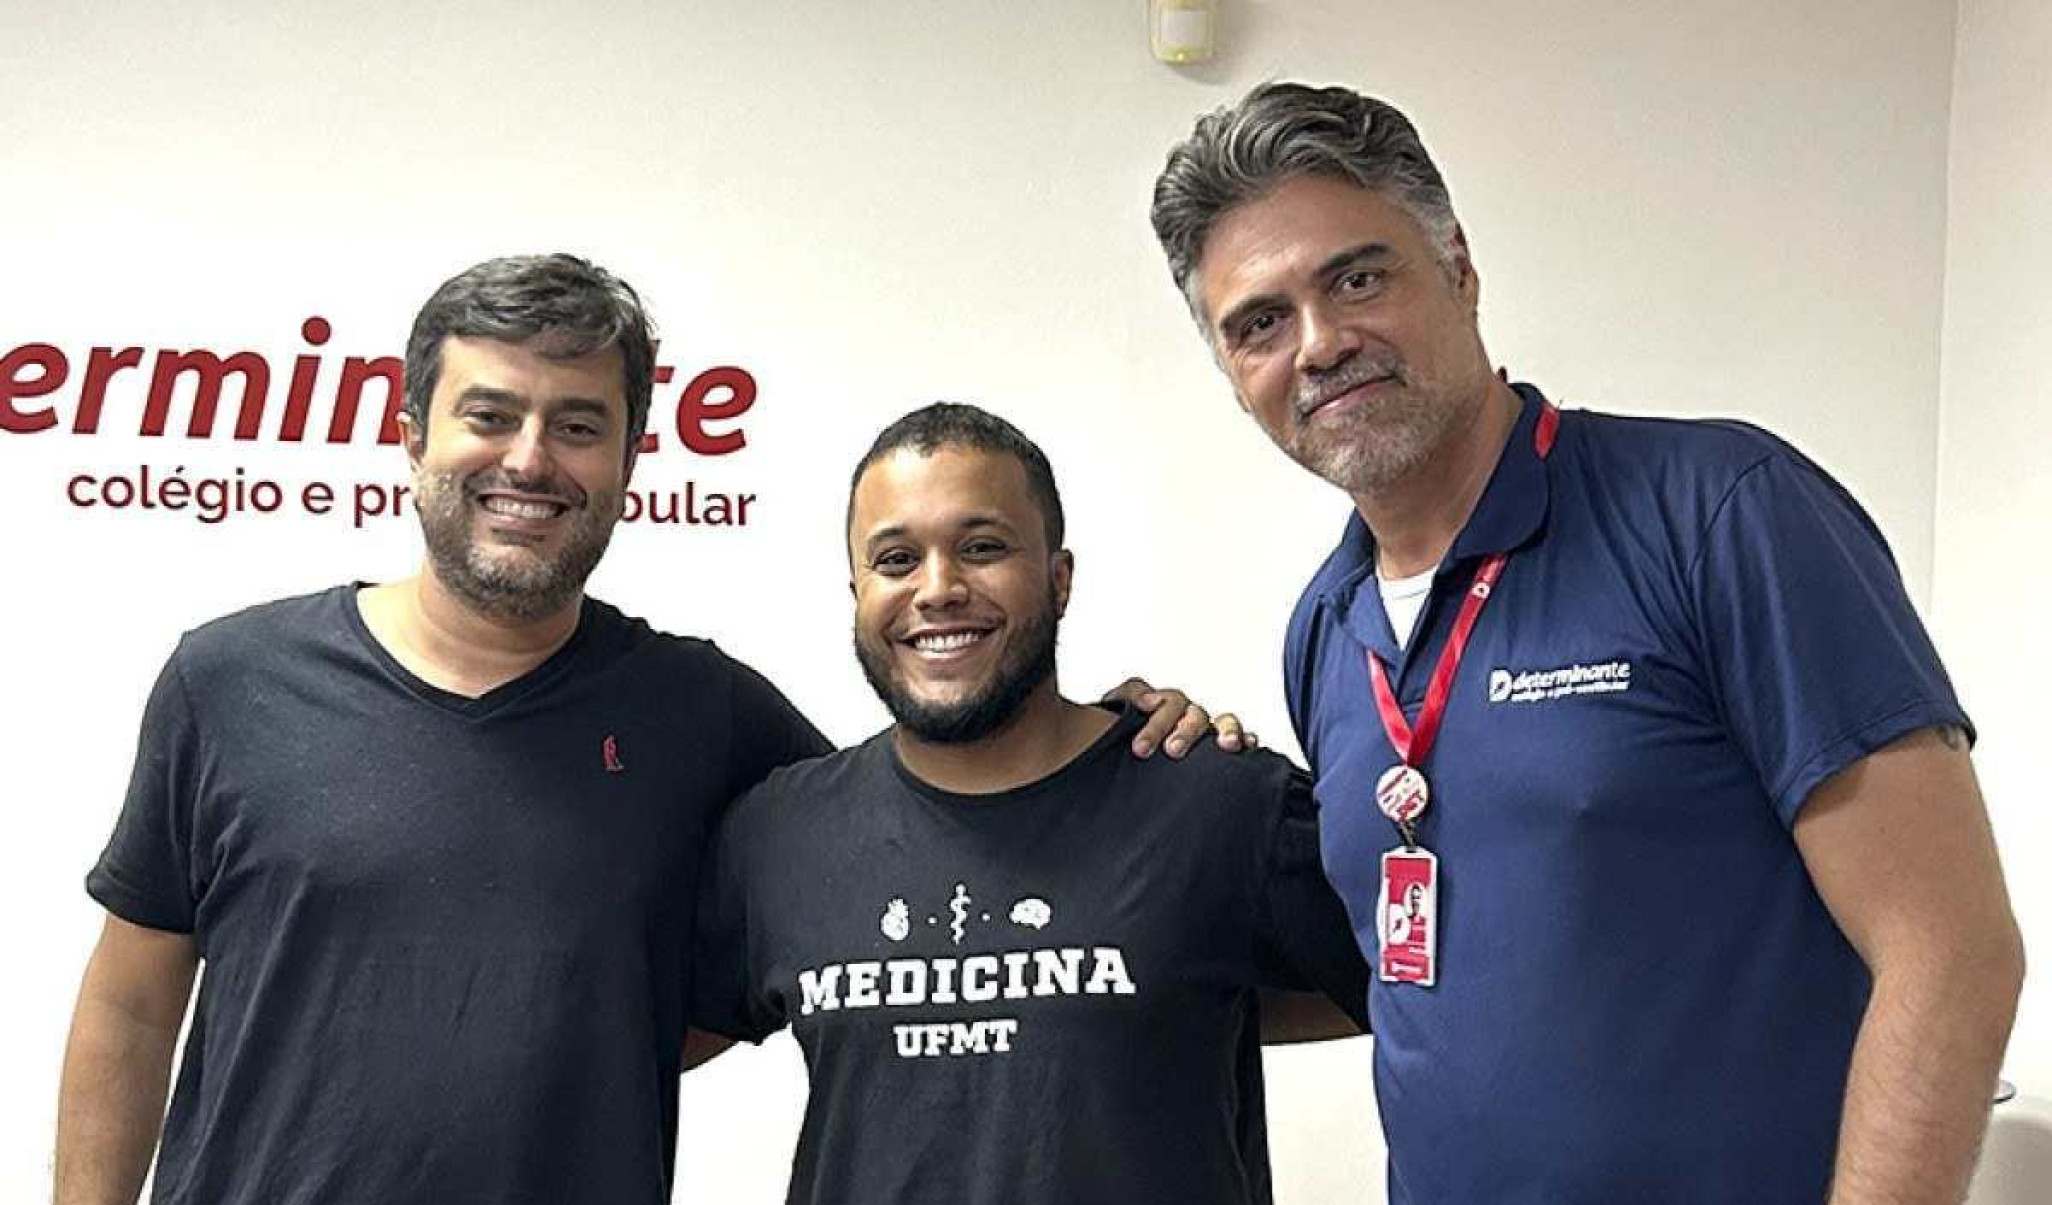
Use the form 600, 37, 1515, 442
1937, 0, 2052, 1095
0, 2, 1992, 1202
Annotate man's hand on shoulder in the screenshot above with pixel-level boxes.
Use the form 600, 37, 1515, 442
1099, 677, 1260, 759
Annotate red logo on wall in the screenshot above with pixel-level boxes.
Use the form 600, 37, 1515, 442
6, 317, 767, 531
1, 317, 755, 455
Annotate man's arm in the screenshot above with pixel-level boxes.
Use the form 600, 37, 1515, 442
54, 915, 199, 1205
1250, 764, 1373, 1042
1793, 727, 2024, 1205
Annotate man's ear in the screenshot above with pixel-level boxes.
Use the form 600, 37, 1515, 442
621, 425, 646, 487
1450, 225, 1480, 311
398, 411, 426, 473
1052, 548, 1075, 617
618, 450, 639, 510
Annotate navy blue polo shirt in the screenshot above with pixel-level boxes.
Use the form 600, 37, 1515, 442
1285, 384, 1968, 1205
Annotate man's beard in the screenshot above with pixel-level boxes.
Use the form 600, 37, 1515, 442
1283, 355, 1464, 495
855, 598, 1060, 745
416, 468, 620, 622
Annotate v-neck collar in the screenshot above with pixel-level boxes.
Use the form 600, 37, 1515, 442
340, 583, 594, 722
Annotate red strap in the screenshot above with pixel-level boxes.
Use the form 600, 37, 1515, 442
1367, 401, 1558, 768
1534, 398, 1560, 457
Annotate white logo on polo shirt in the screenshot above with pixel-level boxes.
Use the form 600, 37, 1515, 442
1487, 660, 1633, 704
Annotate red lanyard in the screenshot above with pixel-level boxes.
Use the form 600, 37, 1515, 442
1367, 402, 1559, 769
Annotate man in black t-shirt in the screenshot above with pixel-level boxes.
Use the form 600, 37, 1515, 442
692, 403, 1369, 1205
55, 258, 1225, 1205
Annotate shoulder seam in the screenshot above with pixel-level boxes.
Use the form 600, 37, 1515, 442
166, 641, 205, 759
1682, 452, 1779, 590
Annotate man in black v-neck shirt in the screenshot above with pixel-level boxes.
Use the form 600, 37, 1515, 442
56, 256, 1228, 1205
56, 254, 833, 1205
692, 404, 1369, 1205
83, 585, 825, 1204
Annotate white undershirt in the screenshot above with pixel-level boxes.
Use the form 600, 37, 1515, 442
1378, 567, 1437, 651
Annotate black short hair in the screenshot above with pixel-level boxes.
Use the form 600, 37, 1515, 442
403, 253, 656, 454
848, 403, 1065, 551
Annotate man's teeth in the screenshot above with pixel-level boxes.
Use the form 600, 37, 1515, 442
480, 497, 565, 519
914, 631, 986, 653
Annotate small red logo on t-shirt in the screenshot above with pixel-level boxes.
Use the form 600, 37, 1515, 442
602, 735, 625, 773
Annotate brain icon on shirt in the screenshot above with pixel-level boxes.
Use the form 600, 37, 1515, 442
1009, 897, 1052, 929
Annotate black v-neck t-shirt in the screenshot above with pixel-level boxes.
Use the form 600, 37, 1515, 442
88, 585, 828, 1204
693, 709, 1370, 1205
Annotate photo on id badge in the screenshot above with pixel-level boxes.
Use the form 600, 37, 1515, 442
1379, 848, 1438, 987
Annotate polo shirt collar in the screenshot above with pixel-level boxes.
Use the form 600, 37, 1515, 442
1312, 382, 1555, 661
1314, 510, 1376, 606
1314, 381, 1555, 601
1448, 381, 1554, 563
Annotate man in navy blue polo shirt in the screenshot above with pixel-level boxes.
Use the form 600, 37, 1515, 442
1149, 83, 2024, 1203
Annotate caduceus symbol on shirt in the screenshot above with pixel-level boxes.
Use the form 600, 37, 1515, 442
948, 883, 972, 945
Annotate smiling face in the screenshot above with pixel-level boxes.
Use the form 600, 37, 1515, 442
403, 334, 633, 622
1193, 173, 1497, 496
849, 445, 1071, 744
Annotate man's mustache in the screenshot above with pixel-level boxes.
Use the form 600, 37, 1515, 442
462, 470, 588, 508
1296, 356, 1404, 418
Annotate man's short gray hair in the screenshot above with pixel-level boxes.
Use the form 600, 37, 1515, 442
1150, 83, 1461, 323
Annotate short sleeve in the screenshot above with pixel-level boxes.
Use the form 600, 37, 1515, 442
689, 789, 788, 1043
86, 650, 204, 933
724, 657, 832, 797
1252, 766, 1372, 1030
1690, 452, 1969, 827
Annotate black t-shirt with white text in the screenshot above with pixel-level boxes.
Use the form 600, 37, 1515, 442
87, 585, 828, 1205
692, 708, 1369, 1205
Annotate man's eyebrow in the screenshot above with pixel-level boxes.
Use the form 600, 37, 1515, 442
548, 397, 614, 420
860, 515, 1010, 553
453, 385, 524, 407
452, 389, 615, 421
1217, 291, 1288, 340
1316, 241, 1394, 280
863, 523, 909, 549
1215, 243, 1396, 338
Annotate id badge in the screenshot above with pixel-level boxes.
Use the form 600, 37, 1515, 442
1378, 847, 1439, 987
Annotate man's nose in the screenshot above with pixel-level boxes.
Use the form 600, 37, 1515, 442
1295, 300, 1362, 375
913, 552, 969, 609
500, 418, 555, 483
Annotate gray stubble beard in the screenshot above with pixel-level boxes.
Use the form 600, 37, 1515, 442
1284, 374, 1464, 497
416, 470, 622, 622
